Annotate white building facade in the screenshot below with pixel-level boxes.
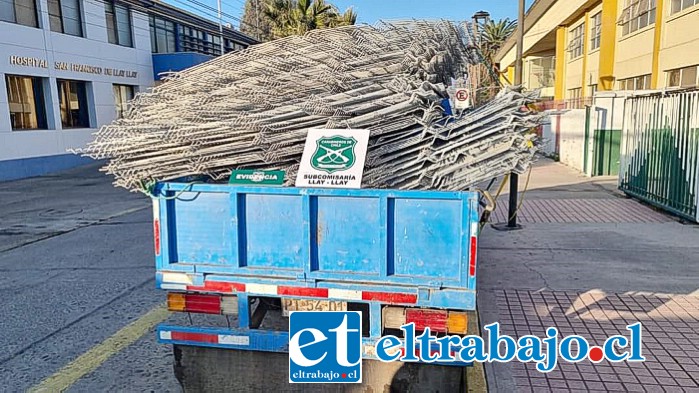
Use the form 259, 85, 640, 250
0, 0, 153, 180
0, 0, 256, 181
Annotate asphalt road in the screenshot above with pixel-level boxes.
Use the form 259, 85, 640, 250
0, 163, 181, 392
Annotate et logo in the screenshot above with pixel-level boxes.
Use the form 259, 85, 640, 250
288, 311, 362, 383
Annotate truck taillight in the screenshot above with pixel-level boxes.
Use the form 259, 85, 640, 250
447, 312, 468, 334
167, 293, 186, 311
383, 307, 468, 335
167, 293, 221, 314
406, 309, 447, 332
167, 293, 228, 314
221, 296, 238, 315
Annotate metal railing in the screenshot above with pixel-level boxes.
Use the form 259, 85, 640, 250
533, 97, 593, 111
619, 90, 699, 222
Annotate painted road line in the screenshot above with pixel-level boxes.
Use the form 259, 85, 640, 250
28, 304, 170, 393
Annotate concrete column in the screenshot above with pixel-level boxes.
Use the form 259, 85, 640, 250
581, 11, 590, 98
650, 0, 665, 89
598, 0, 619, 90
554, 26, 567, 100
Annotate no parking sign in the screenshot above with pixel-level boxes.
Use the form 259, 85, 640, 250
454, 88, 472, 110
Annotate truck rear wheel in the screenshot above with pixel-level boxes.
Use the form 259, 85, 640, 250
173, 344, 467, 392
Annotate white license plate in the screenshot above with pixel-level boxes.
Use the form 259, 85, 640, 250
281, 298, 347, 317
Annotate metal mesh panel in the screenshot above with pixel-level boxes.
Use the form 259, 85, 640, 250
76, 20, 543, 192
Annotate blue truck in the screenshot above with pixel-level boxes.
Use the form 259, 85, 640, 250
152, 182, 489, 390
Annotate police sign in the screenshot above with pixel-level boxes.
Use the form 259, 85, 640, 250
295, 129, 370, 189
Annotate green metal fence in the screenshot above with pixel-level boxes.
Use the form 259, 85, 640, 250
593, 129, 622, 176
619, 90, 699, 222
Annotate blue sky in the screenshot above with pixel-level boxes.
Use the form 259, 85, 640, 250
331, 0, 530, 24
163, 0, 534, 31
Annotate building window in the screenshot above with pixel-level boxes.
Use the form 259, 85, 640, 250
568, 87, 583, 108
180, 25, 221, 56
105, 1, 132, 46
667, 65, 698, 88
527, 56, 556, 89
619, 0, 656, 36
149, 15, 176, 53
5, 75, 47, 130
590, 12, 602, 51
0, 0, 38, 27
48, 0, 83, 37
225, 39, 245, 53
57, 79, 90, 128
113, 84, 134, 118
618, 74, 651, 90
212, 34, 221, 55
567, 23, 584, 59
671, 0, 699, 14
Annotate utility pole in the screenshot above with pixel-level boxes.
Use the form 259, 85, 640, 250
217, 0, 224, 55
507, 0, 525, 229
494, 0, 525, 231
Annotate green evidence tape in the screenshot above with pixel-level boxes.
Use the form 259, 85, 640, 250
229, 169, 286, 186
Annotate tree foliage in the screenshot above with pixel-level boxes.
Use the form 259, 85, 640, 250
479, 18, 517, 61
241, 0, 273, 41
241, 0, 356, 41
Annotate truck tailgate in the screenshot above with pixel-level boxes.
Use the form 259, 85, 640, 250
154, 183, 479, 292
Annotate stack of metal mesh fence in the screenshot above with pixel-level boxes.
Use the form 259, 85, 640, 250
77, 20, 543, 192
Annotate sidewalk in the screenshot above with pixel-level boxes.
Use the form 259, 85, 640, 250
479, 159, 699, 392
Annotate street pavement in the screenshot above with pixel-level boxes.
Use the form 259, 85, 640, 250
0, 163, 181, 392
1, 159, 697, 392
480, 159, 699, 392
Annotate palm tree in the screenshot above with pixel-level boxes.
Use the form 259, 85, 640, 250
241, 0, 272, 41
328, 6, 357, 27
479, 18, 517, 61
263, 0, 356, 39
264, 0, 294, 38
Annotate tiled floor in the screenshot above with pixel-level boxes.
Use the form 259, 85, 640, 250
491, 198, 673, 224
495, 290, 699, 392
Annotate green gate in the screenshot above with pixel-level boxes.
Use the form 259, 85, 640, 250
619, 90, 699, 222
593, 129, 622, 176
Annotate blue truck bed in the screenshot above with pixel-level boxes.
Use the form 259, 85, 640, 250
154, 183, 481, 362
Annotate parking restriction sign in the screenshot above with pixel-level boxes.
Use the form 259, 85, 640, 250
454, 88, 471, 110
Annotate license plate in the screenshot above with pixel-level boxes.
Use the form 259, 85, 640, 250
281, 298, 347, 317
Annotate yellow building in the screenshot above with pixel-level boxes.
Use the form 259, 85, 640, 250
495, 0, 699, 107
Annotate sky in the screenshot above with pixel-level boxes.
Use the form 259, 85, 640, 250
163, 0, 535, 33
330, 0, 531, 24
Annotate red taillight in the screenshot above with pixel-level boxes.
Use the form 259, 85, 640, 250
168, 293, 222, 314
384, 307, 469, 334
154, 219, 161, 256
185, 294, 222, 314
405, 309, 448, 332
468, 236, 477, 276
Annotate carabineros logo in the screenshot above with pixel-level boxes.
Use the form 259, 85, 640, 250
311, 136, 357, 173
